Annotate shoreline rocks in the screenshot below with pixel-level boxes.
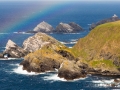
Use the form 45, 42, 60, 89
58, 60, 87, 80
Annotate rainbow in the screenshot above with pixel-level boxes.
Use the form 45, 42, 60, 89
1, 1, 73, 33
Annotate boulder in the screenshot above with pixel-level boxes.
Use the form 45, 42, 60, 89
58, 60, 86, 80
33, 21, 54, 33
3, 40, 28, 58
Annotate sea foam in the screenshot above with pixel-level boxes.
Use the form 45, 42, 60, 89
13, 65, 40, 75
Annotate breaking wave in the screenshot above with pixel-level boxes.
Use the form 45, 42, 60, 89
12, 65, 40, 75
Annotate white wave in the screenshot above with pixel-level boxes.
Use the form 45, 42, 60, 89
63, 33, 80, 34
13, 65, 40, 75
0, 58, 23, 60
88, 24, 91, 25
60, 41, 77, 45
92, 79, 114, 84
13, 32, 32, 34
91, 79, 118, 87
0, 33, 9, 34
70, 39, 78, 42
10, 64, 19, 66
43, 73, 86, 82
43, 73, 66, 82
69, 47, 72, 48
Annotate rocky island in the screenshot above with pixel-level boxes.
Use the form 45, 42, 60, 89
30, 21, 83, 33
55, 22, 83, 33
1, 20, 120, 80
33, 21, 55, 33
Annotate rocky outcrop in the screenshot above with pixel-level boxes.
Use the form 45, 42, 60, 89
55, 22, 83, 33
20, 41, 68, 73
89, 14, 120, 30
69, 22, 83, 32
33, 21, 54, 33
3, 40, 28, 58
20, 57, 61, 72
23, 32, 64, 52
58, 60, 86, 80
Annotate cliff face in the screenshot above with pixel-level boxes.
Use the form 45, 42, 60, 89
73, 21, 120, 74
33, 21, 54, 33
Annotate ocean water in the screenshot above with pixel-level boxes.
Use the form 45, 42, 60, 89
0, 1, 120, 90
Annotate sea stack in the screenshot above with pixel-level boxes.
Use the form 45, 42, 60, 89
33, 21, 54, 33
55, 22, 83, 33
3, 40, 28, 58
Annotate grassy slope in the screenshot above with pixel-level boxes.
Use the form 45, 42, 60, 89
73, 21, 120, 70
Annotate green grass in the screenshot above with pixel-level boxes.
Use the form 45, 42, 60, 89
73, 20, 120, 60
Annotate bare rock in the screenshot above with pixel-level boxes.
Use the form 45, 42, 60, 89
23, 32, 63, 52
69, 22, 83, 32
55, 22, 74, 33
55, 22, 83, 33
33, 21, 54, 33
20, 58, 60, 72
3, 40, 28, 58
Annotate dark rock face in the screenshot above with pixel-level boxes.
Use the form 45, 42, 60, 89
33, 21, 54, 33
55, 22, 83, 33
57, 50, 75, 60
58, 61, 87, 80
69, 22, 83, 32
3, 40, 28, 58
89, 14, 120, 30
20, 58, 60, 73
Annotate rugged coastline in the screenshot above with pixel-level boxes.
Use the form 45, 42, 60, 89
1, 19, 120, 80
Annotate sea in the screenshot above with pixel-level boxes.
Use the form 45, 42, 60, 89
0, 1, 120, 90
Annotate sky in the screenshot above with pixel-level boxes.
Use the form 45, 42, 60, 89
0, 0, 120, 1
